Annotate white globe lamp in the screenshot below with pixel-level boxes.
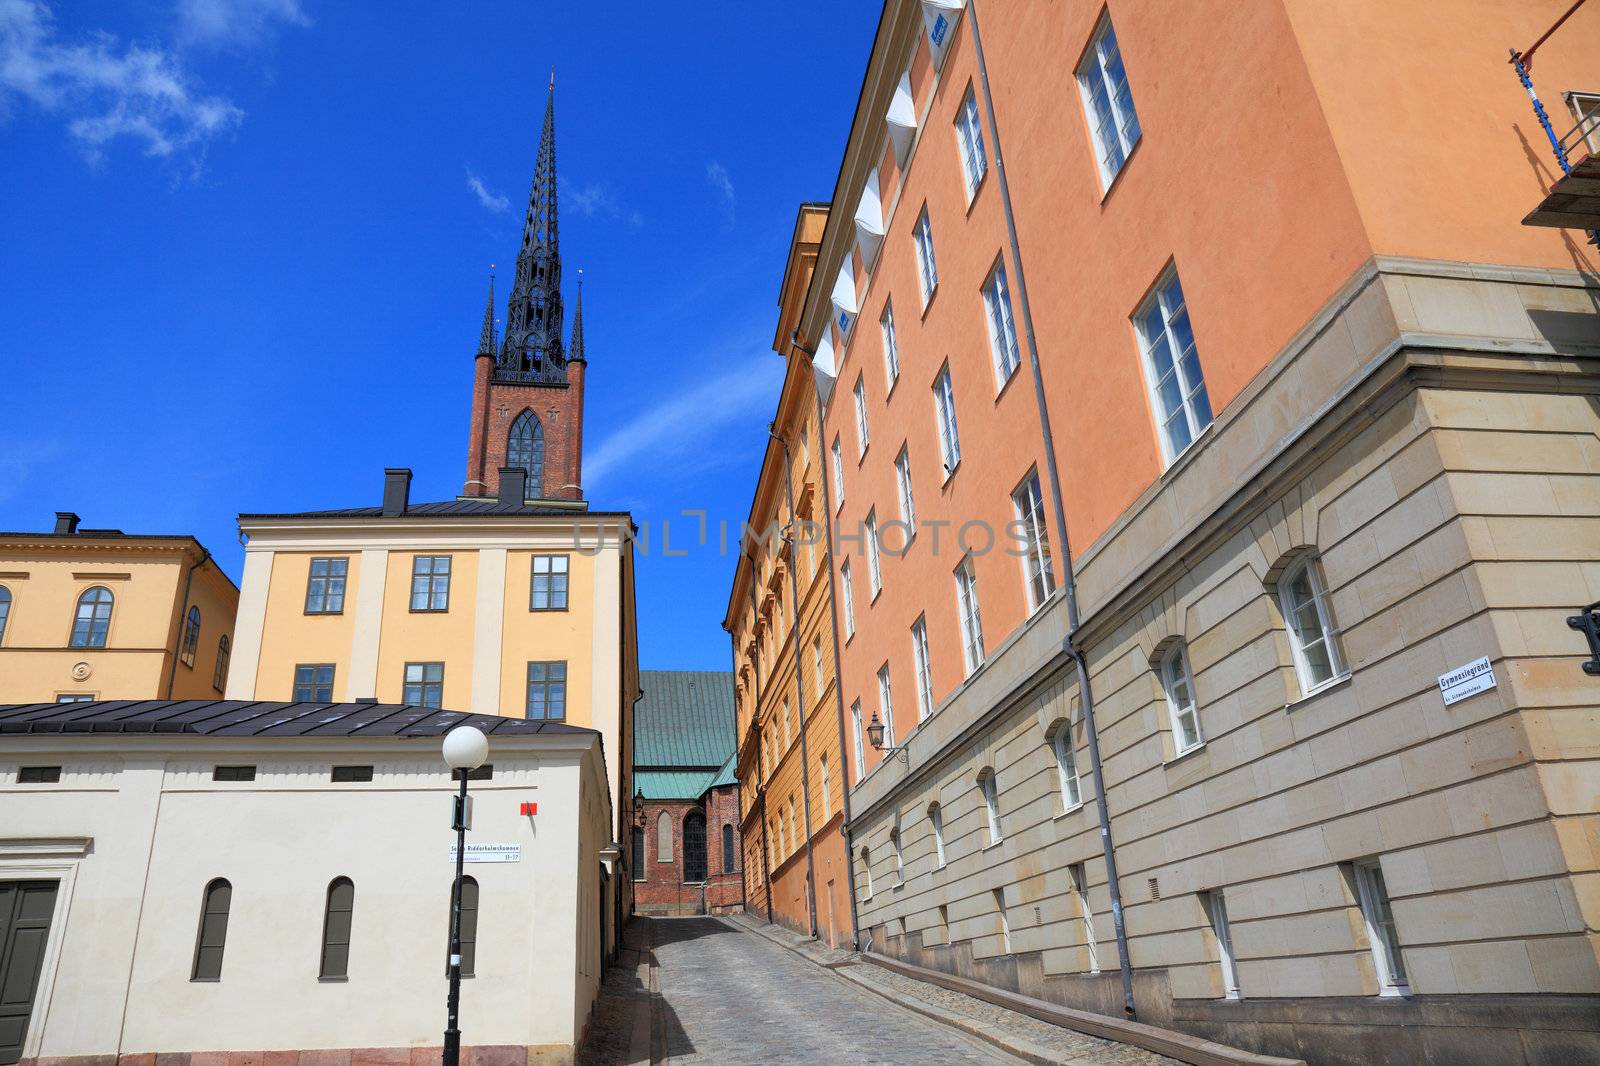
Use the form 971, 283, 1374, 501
442, 725, 488, 771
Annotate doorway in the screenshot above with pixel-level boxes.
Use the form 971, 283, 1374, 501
0, 881, 58, 1066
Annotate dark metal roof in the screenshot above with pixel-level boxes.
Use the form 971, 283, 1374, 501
633, 670, 735, 769
239, 499, 632, 520
0, 699, 599, 739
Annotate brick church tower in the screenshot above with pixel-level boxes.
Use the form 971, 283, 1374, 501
463, 80, 586, 503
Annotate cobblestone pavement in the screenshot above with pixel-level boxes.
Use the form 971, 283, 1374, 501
647, 916, 1021, 1065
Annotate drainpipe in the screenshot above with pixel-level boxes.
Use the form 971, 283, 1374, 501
743, 556, 776, 924
164, 547, 211, 698
771, 425, 821, 939
969, 0, 1136, 1019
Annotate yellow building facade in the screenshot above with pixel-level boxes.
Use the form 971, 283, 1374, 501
0, 512, 238, 704
725, 204, 858, 949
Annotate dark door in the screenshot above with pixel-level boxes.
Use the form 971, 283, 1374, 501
0, 881, 57, 1066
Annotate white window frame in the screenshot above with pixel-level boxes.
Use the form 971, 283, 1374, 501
979, 767, 1002, 845
852, 375, 870, 457
1354, 859, 1409, 997
982, 261, 1021, 387
1134, 268, 1212, 465
994, 888, 1011, 953
860, 847, 873, 900
831, 436, 845, 510
876, 663, 895, 749
1075, 12, 1142, 190
1053, 723, 1082, 811
1205, 890, 1241, 1000
820, 755, 832, 821
1160, 643, 1204, 755
864, 510, 883, 597
880, 301, 901, 390
840, 558, 856, 639
1011, 471, 1054, 612
1277, 556, 1347, 696
955, 86, 988, 201
929, 802, 946, 868
781, 697, 792, 749
1071, 863, 1100, 974
894, 446, 916, 530
914, 207, 939, 306
934, 365, 961, 477
911, 615, 934, 722
955, 555, 985, 675
891, 827, 904, 885
851, 700, 866, 777
813, 635, 825, 696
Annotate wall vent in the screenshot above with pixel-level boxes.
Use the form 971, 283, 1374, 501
1148, 877, 1161, 900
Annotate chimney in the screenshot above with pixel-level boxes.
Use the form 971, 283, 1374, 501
382, 469, 412, 517
54, 511, 81, 535
498, 465, 526, 504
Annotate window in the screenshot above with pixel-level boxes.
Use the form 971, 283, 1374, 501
841, 559, 857, 638
319, 877, 354, 980
914, 208, 938, 305
865, 510, 883, 597
1012, 472, 1055, 611
403, 662, 445, 709
656, 811, 673, 862
787, 799, 799, 855
813, 635, 825, 695
331, 765, 373, 782
1567, 91, 1600, 154
894, 447, 916, 531
1071, 863, 1100, 973
525, 660, 568, 720
1160, 643, 1204, 754
929, 802, 946, 867
722, 823, 736, 874
876, 663, 896, 750
831, 436, 845, 508
853, 376, 870, 457
530, 554, 569, 610
452, 876, 479, 977
212, 765, 256, 782
891, 827, 904, 885
683, 811, 707, 883
880, 302, 901, 388
978, 767, 1002, 845
631, 827, 646, 881
955, 556, 985, 675
934, 366, 961, 475
782, 698, 792, 749
1353, 860, 1408, 995
1135, 269, 1212, 463
1052, 722, 1082, 810
1278, 557, 1347, 695
191, 878, 231, 981
982, 263, 1021, 385
851, 700, 866, 776
18, 766, 61, 783
1077, 13, 1141, 188
955, 87, 988, 199
0, 584, 10, 644
1204, 890, 1240, 999
410, 555, 452, 612
304, 558, 348, 614
69, 586, 113, 648
859, 847, 873, 899
820, 755, 832, 821
55, 694, 93, 704
180, 606, 201, 667
507, 409, 545, 499
994, 888, 1011, 953
212, 635, 230, 693
293, 663, 335, 702
911, 616, 934, 722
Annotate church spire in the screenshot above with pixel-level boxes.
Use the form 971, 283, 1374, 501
477, 273, 496, 356
498, 79, 563, 383
569, 271, 585, 363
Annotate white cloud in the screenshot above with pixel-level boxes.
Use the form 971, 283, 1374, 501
0, 0, 244, 162
175, 0, 309, 51
466, 167, 509, 213
585, 349, 783, 489
705, 160, 735, 224
0, 435, 61, 504
559, 176, 643, 228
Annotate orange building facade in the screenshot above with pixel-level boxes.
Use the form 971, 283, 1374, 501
724, 205, 859, 949
796, 2, 1600, 1063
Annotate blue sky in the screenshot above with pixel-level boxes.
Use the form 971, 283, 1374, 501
0, 0, 875, 670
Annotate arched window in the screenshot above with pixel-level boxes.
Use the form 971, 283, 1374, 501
1277, 555, 1347, 695
721, 823, 735, 874
1049, 721, 1082, 810
631, 827, 646, 881
213, 635, 231, 693
191, 878, 231, 981
506, 409, 545, 500
656, 810, 673, 863
449, 875, 479, 977
320, 877, 354, 979
683, 811, 707, 884
1160, 642, 1204, 754
70, 586, 114, 648
978, 767, 1002, 845
890, 827, 904, 884
859, 846, 873, 899
0, 585, 11, 645
820, 755, 832, 821
928, 802, 946, 868
180, 605, 202, 667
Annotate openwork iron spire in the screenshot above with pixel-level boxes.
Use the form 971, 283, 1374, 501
569, 271, 585, 363
477, 274, 496, 356
498, 81, 564, 383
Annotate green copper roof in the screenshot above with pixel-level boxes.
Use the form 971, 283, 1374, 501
633, 670, 736, 770
708, 753, 738, 790
635, 769, 720, 801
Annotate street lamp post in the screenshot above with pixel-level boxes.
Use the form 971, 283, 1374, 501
865, 711, 909, 770
442, 725, 488, 1066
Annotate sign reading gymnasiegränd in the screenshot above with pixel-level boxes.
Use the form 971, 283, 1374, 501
1438, 656, 1497, 706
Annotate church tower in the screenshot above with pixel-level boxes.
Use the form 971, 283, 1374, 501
464, 79, 587, 503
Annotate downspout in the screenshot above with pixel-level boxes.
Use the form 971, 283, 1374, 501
771, 426, 820, 939
969, 0, 1136, 1019
164, 547, 211, 698
744, 554, 776, 924
723, 620, 753, 914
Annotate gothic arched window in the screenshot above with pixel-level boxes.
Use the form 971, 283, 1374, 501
683, 811, 707, 884
506, 410, 545, 500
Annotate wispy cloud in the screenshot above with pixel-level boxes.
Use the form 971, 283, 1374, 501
466, 167, 509, 213
175, 0, 309, 51
0, 0, 254, 166
0, 435, 61, 504
705, 160, 735, 225
585, 347, 783, 489
559, 176, 643, 228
